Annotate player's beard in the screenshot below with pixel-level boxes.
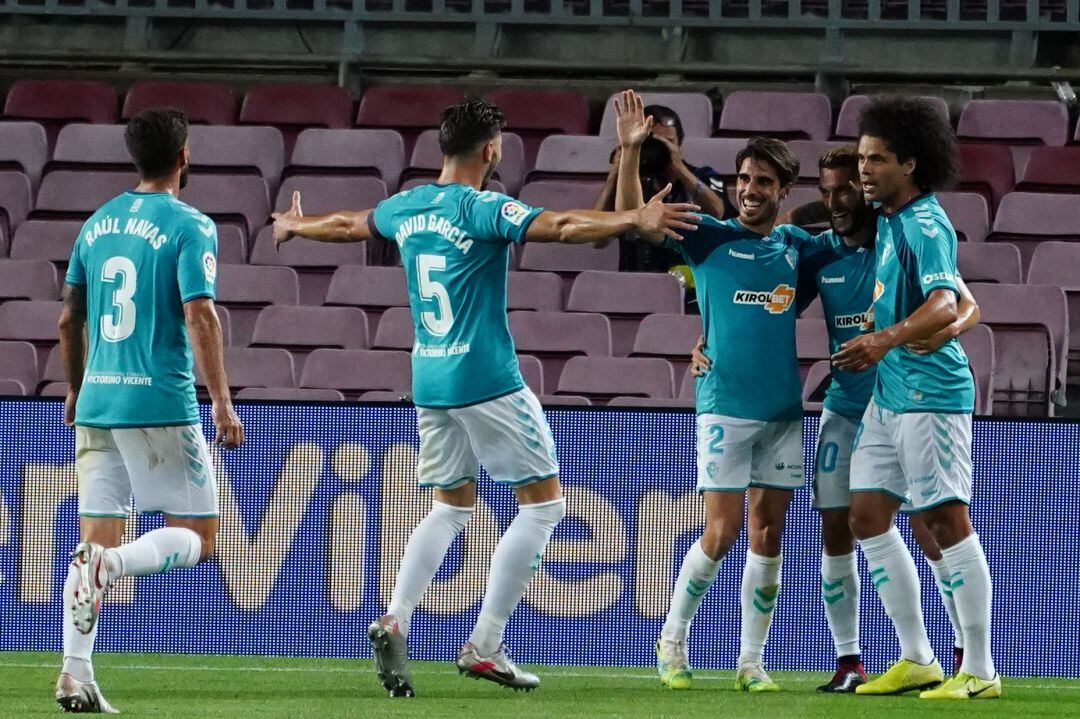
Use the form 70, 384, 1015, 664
481, 157, 498, 189
179, 164, 189, 190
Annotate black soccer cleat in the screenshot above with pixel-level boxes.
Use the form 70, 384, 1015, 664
817, 661, 868, 693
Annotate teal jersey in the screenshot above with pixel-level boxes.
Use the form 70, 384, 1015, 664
667, 217, 809, 422
369, 183, 543, 408
873, 194, 974, 413
65, 191, 218, 428
797, 230, 877, 421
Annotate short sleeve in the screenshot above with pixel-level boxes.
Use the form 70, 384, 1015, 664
177, 217, 218, 303
908, 217, 960, 299
367, 198, 394, 243
666, 214, 737, 266
468, 191, 543, 245
65, 231, 86, 286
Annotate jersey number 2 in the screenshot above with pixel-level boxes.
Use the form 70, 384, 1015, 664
101, 256, 137, 342
417, 254, 454, 336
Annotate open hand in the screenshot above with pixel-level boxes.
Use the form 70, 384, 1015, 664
271, 191, 303, 250
636, 184, 700, 241
690, 336, 711, 377
832, 331, 893, 372
614, 90, 653, 149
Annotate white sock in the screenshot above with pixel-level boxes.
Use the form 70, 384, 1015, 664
738, 551, 782, 667
61, 563, 97, 683
660, 540, 722, 642
104, 527, 202, 579
941, 533, 995, 679
859, 527, 934, 665
927, 556, 964, 651
469, 498, 565, 656
387, 501, 473, 636
822, 551, 861, 659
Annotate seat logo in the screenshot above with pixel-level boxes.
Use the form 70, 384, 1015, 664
732, 284, 795, 314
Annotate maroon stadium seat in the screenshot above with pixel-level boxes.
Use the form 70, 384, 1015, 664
187, 125, 285, 190
0, 379, 27, 396
123, 81, 238, 125
629, 313, 703, 379
39, 345, 68, 393
517, 180, 604, 212
716, 91, 832, 141
987, 192, 1080, 272
796, 317, 831, 384
957, 242, 1022, 284
49, 124, 130, 172
180, 174, 270, 240
0, 260, 60, 301
599, 92, 714, 138
249, 226, 368, 305
398, 177, 507, 195
402, 129, 525, 193
324, 265, 409, 330
215, 264, 300, 346
299, 348, 411, 399
1027, 241, 1080, 384
355, 85, 466, 156
527, 136, 614, 183
33, 171, 137, 221
1014, 146, 1080, 193
955, 143, 1015, 213
250, 306, 370, 358
679, 366, 696, 400
509, 310, 612, 390
937, 191, 990, 243
517, 353, 545, 396
371, 306, 414, 350
212, 347, 296, 392
216, 225, 248, 265
483, 88, 589, 165
957, 99, 1069, 147
516, 232, 619, 275
289, 129, 406, 190
215, 305, 233, 348
788, 140, 847, 182
0, 340, 40, 394
0, 171, 32, 246
0, 122, 49, 190
959, 324, 995, 416
3, 80, 118, 150
833, 94, 950, 140
681, 137, 750, 181
275, 175, 387, 219
10, 220, 82, 267
566, 271, 683, 355
0, 300, 62, 367
555, 356, 675, 402
240, 83, 353, 155
508, 271, 562, 312
237, 387, 345, 401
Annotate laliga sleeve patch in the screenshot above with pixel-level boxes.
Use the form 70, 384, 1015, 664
500, 201, 530, 227
202, 252, 217, 283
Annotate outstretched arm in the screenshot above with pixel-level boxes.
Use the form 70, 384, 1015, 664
524, 185, 699, 245
272, 191, 374, 249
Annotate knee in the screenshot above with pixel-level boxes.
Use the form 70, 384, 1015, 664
821, 522, 855, 556
747, 521, 784, 556
701, 519, 740, 560
848, 507, 889, 540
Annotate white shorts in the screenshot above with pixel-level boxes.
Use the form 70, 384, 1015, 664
813, 408, 860, 510
416, 388, 559, 489
849, 398, 973, 512
75, 424, 218, 518
696, 413, 805, 492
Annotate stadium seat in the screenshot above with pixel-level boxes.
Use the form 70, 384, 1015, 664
0, 172, 33, 246
937, 191, 990, 243
483, 89, 589, 167
0, 122, 49, 190
0, 340, 40, 395
517, 180, 605, 212
358, 390, 409, 401
598, 92, 714, 138
540, 394, 592, 406
1014, 146, 1080, 193
250, 306, 370, 367
371, 306, 413, 350
205, 347, 296, 392
215, 305, 233, 348
957, 242, 1022, 284
216, 225, 248, 265
555, 356, 675, 402
833, 94, 951, 140
987, 192, 1080, 272
957, 99, 1069, 147
39, 345, 69, 393
527, 136, 615, 183
122, 81, 238, 125
38, 381, 68, 397
3, 80, 118, 150
402, 129, 525, 193
508, 271, 562, 312
566, 271, 683, 355
788, 140, 846, 182
324, 265, 409, 329
508, 310, 612, 390
716, 91, 832, 141
801, 359, 831, 412
606, 396, 695, 408
0, 260, 60, 301
955, 143, 1015, 213
679, 366, 696, 400
239, 83, 353, 155
959, 323, 995, 416
398, 177, 507, 195
681, 137, 749, 181
968, 282, 1068, 416
236, 387, 344, 402
249, 226, 368, 305
0, 379, 27, 396
355, 85, 466, 157
799, 295, 825, 319
516, 231, 619, 274
10, 220, 82, 267
299, 348, 411, 399
518, 353, 545, 396
180, 174, 270, 240
288, 129, 406, 190
187, 125, 285, 191
1027, 241, 1080, 385
215, 265, 300, 346
32, 171, 136, 221
48, 124, 130, 173
796, 318, 831, 383
0, 300, 62, 367
629, 313, 703, 379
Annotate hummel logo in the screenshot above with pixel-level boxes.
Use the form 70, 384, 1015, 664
199, 222, 215, 237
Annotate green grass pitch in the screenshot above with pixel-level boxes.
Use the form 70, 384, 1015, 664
3, 652, 1076, 718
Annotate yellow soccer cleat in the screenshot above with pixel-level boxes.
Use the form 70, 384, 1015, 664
855, 658, 944, 695
736, 664, 780, 693
655, 638, 692, 690
920, 672, 1002, 700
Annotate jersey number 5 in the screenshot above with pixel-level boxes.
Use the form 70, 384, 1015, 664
101, 256, 137, 342
417, 254, 454, 336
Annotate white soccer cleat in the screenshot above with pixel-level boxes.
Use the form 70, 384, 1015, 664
367, 615, 415, 698
455, 642, 540, 691
70, 542, 111, 635
55, 673, 119, 714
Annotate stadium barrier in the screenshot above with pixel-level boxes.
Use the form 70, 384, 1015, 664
1, 398, 1076, 678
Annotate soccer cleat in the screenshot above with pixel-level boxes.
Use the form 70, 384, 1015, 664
55, 673, 119, 714
367, 615, 415, 698
855, 658, 944, 695
455, 642, 540, 691
655, 638, 692, 690
736, 664, 780, 693
816, 662, 868, 693
70, 542, 111, 635
919, 672, 1001, 700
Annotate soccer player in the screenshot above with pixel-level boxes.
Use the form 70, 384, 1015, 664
271, 99, 700, 697
833, 96, 1001, 699
612, 90, 808, 693
55, 107, 244, 713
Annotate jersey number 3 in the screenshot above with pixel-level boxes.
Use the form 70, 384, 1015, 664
101, 256, 137, 342
417, 254, 454, 336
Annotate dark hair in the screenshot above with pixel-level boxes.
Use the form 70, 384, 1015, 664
735, 136, 799, 186
438, 100, 505, 158
644, 104, 684, 145
858, 95, 958, 192
125, 107, 188, 179
819, 145, 859, 174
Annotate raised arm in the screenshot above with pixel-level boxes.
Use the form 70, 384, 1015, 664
272, 191, 374, 249
58, 283, 87, 427
184, 298, 244, 448
613, 90, 668, 246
